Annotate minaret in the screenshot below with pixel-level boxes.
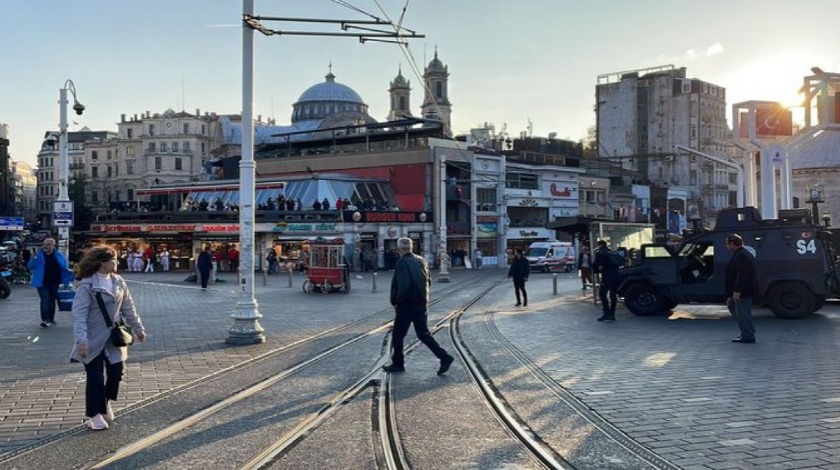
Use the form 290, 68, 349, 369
388, 65, 412, 121
420, 47, 452, 136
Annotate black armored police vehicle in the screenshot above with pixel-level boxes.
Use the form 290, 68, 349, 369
616, 207, 840, 319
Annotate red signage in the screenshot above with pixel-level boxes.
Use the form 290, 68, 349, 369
201, 224, 240, 233
343, 211, 431, 224
550, 183, 572, 197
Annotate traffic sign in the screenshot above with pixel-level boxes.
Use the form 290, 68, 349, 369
53, 201, 75, 228
0, 216, 24, 231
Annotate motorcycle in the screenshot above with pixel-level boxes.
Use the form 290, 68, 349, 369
0, 252, 15, 298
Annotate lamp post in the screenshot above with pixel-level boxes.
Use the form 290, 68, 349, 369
56, 80, 85, 259
437, 152, 450, 282
806, 185, 824, 225
227, 0, 265, 345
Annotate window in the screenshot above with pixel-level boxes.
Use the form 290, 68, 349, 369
435, 81, 443, 98
175, 158, 182, 170
201, 142, 205, 155
127, 128, 133, 139
399, 96, 407, 111
107, 150, 112, 160
505, 172, 538, 190
183, 141, 190, 153
149, 124, 155, 136
183, 123, 190, 134
201, 124, 205, 134
91, 167, 98, 178
148, 142, 156, 152
127, 189, 134, 200
160, 141, 168, 152
91, 191, 99, 203
92, 151, 98, 160
507, 207, 547, 227
477, 188, 497, 211
172, 142, 179, 153
126, 161, 134, 175
127, 146, 135, 157
155, 157, 162, 170
107, 166, 112, 178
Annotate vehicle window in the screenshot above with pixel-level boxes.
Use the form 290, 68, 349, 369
528, 248, 547, 257
644, 246, 672, 258
547, 249, 553, 257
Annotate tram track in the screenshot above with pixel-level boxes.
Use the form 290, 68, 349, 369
0, 276, 489, 468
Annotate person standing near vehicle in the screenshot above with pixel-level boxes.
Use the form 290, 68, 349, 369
28, 238, 75, 328
592, 240, 620, 322
508, 249, 530, 307
382, 237, 454, 375
725, 233, 757, 343
197, 246, 213, 290
70, 246, 146, 430
578, 245, 593, 290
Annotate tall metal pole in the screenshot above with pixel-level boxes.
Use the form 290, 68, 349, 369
227, 0, 265, 345
57, 87, 70, 259
437, 150, 450, 282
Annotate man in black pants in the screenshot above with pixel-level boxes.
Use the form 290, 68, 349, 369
592, 240, 620, 321
382, 237, 454, 375
508, 249, 530, 306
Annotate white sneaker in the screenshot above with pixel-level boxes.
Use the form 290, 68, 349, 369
86, 414, 109, 430
106, 402, 115, 421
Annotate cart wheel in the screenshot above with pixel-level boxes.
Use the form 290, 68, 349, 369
321, 281, 333, 294
302, 280, 313, 293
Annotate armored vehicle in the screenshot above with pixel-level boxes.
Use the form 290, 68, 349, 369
616, 207, 840, 319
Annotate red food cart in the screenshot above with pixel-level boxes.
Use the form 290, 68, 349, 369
302, 237, 350, 293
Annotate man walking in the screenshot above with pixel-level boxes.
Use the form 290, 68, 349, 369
383, 237, 454, 375
197, 246, 213, 290
578, 245, 593, 290
725, 233, 757, 343
592, 240, 620, 321
508, 249, 530, 307
28, 238, 74, 328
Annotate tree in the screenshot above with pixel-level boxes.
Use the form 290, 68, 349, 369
580, 124, 597, 159
68, 174, 95, 231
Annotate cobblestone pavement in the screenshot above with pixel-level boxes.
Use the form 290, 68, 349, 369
4, 268, 840, 469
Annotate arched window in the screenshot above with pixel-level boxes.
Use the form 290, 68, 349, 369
399, 96, 407, 111
435, 81, 443, 98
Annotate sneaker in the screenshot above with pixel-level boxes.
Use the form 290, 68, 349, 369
47, 321, 56, 327
514, 303, 521, 307
86, 414, 109, 430
40, 322, 49, 328
437, 355, 455, 375
382, 364, 405, 373
105, 402, 115, 421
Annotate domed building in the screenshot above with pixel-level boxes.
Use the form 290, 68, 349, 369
291, 69, 376, 128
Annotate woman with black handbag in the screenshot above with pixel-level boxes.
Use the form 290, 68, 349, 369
70, 246, 146, 430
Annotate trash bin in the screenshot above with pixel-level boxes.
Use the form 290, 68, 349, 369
57, 286, 75, 312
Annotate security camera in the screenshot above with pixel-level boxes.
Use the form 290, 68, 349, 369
72, 100, 85, 116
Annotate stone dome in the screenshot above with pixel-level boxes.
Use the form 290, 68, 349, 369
789, 127, 840, 170
292, 71, 369, 124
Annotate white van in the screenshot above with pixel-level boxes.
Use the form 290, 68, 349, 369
526, 241, 576, 273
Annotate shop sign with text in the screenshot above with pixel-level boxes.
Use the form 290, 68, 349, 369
342, 211, 430, 223
272, 222, 337, 233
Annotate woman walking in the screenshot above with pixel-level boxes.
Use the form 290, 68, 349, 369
70, 246, 146, 430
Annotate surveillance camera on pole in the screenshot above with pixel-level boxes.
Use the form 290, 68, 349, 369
73, 100, 85, 116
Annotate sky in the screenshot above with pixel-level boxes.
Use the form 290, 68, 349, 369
1, 0, 838, 167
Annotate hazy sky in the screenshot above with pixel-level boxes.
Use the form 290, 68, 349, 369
2, 0, 838, 166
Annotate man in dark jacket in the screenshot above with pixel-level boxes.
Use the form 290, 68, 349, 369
197, 246, 213, 290
383, 237, 454, 375
725, 233, 757, 343
592, 240, 620, 321
508, 249, 530, 307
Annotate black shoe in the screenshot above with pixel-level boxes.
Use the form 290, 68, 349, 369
437, 356, 454, 375
40, 322, 49, 328
605, 317, 615, 322
382, 364, 405, 373
732, 338, 756, 343
47, 322, 56, 327
597, 316, 608, 321
514, 302, 521, 307
523, 302, 527, 307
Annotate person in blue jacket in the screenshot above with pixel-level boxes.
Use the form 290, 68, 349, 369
28, 238, 75, 328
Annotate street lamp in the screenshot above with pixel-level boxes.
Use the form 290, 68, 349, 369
56, 79, 85, 259
806, 184, 824, 225
437, 153, 450, 282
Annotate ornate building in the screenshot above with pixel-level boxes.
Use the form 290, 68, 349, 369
420, 49, 452, 137
388, 66, 412, 121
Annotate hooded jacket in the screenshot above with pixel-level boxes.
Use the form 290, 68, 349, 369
69, 274, 145, 365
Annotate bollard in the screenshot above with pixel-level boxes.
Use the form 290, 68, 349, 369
372, 272, 378, 293
552, 273, 558, 295
288, 267, 293, 288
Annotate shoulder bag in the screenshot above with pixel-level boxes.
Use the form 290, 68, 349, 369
94, 291, 134, 347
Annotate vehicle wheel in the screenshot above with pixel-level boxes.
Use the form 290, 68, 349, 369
623, 283, 669, 316
321, 281, 333, 294
767, 282, 815, 319
302, 280, 313, 293
0, 279, 10, 299
814, 298, 825, 312
543, 266, 549, 273
565, 265, 573, 273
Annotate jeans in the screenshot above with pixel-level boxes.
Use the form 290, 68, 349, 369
390, 306, 449, 367
83, 350, 124, 417
728, 296, 755, 340
37, 284, 59, 323
599, 279, 617, 317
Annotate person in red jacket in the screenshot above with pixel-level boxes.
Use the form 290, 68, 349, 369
227, 246, 239, 272
213, 249, 224, 272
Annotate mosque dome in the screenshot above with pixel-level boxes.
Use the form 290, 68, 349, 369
789, 127, 840, 170
292, 71, 369, 124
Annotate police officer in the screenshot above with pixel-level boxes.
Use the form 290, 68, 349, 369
592, 240, 619, 321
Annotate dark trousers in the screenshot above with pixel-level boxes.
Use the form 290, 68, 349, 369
513, 278, 528, 305
599, 280, 617, 317
199, 269, 211, 288
727, 296, 756, 340
390, 306, 449, 367
83, 351, 124, 417
37, 284, 59, 323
